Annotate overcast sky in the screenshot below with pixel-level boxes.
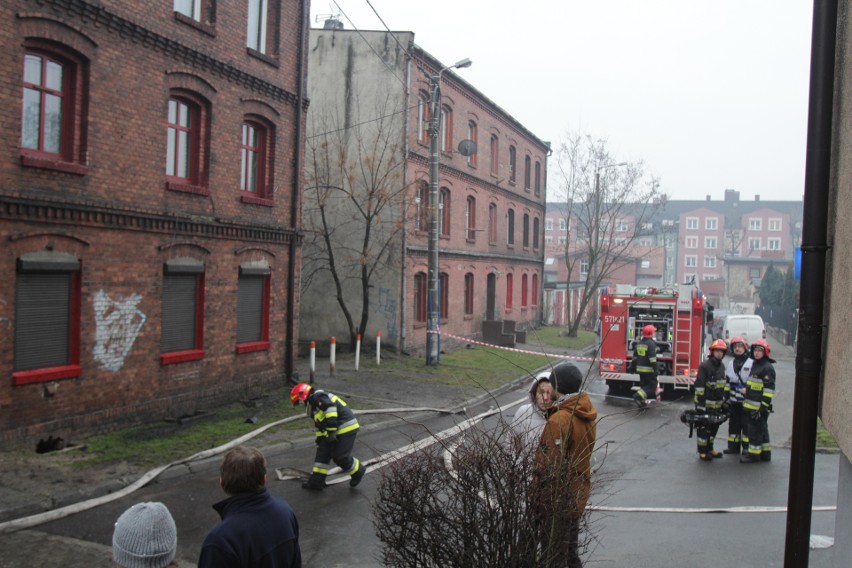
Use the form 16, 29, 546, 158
311, 1, 813, 202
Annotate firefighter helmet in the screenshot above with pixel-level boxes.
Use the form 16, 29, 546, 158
708, 339, 728, 355
751, 338, 771, 357
642, 325, 656, 338
290, 383, 313, 405
729, 336, 749, 350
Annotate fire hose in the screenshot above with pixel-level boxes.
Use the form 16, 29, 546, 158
680, 408, 730, 438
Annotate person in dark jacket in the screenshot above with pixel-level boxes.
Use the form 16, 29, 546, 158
290, 382, 366, 490
724, 337, 753, 455
694, 339, 729, 461
631, 324, 658, 408
741, 339, 776, 463
199, 446, 301, 568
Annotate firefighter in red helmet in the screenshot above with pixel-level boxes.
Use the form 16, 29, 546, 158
741, 339, 776, 463
694, 339, 729, 461
630, 324, 658, 409
290, 383, 366, 489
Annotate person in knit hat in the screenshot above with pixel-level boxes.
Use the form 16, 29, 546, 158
112, 501, 178, 568
533, 362, 598, 568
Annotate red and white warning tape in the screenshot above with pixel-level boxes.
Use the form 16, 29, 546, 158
427, 329, 622, 365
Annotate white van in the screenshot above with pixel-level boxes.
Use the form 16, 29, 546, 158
721, 315, 766, 344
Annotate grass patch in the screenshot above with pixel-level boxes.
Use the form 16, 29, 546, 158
816, 418, 838, 449
522, 326, 597, 350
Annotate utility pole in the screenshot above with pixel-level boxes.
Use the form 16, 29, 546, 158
426, 58, 471, 365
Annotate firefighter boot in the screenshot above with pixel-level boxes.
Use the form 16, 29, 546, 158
740, 453, 760, 463
633, 391, 646, 409
723, 447, 740, 455
302, 474, 327, 491
349, 462, 367, 487
709, 450, 723, 459
698, 453, 713, 461
760, 451, 772, 462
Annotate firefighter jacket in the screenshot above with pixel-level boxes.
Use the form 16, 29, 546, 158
306, 390, 359, 441
743, 357, 776, 415
725, 354, 753, 403
694, 356, 727, 413
632, 336, 658, 375
536, 392, 598, 514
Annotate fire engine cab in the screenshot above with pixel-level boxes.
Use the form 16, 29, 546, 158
598, 284, 708, 393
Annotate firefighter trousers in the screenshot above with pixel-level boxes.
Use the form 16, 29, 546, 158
726, 403, 747, 452
635, 373, 658, 402
697, 422, 720, 454
309, 430, 360, 482
744, 412, 771, 458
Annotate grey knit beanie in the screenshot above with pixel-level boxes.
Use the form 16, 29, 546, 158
112, 502, 177, 568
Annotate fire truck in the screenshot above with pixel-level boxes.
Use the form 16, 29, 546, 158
598, 284, 708, 393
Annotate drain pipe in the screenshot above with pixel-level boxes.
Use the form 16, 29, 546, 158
784, 1, 837, 566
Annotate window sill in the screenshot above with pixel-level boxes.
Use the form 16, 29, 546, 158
505, 308, 513, 314
466, 238, 476, 244
247, 48, 279, 67
21, 154, 88, 176
240, 193, 274, 207
467, 162, 477, 169
160, 349, 205, 365
174, 12, 216, 37
236, 341, 270, 354
524, 187, 531, 193
413, 322, 427, 329
464, 314, 473, 320
13, 364, 82, 386
166, 180, 210, 196
507, 244, 515, 250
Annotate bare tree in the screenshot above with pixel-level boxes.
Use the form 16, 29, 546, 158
302, 95, 413, 349
552, 133, 661, 337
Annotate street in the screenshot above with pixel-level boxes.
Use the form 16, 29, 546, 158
20, 345, 840, 567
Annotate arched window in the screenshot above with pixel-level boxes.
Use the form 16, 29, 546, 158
464, 273, 474, 315
524, 155, 531, 190
440, 187, 451, 236
488, 203, 498, 244
509, 145, 517, 183
414, 272, 427, 322
490, 135, 499, 176
507, 209, 515, 245
535, 161, 542, 195
466, 196, 476, 240
505, 273, 513, 311
439, 272, 449, 319
467, 121, 477, 166
531, 273, 539, 306
418, 181, 429, 232
521, 274, 528, 308
417, 91, 430, 143
523, 213, 530, 248
533, 217, 540, 249
240, 118, 275, 203
166, 91, 210, 193
440, 106, 453, 152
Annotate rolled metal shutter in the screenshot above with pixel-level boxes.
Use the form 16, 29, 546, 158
237, 275, 263, 343
161, 273, 197, 352
15, 272, 71, 370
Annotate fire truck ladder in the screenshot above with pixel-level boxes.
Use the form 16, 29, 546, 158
672, 308, 693, 390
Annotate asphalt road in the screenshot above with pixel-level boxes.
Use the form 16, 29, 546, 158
32, 345, 839, 567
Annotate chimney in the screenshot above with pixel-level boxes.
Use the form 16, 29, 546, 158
724, 189, 740, 202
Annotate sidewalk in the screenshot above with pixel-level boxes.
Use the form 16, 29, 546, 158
0, 339, 587, 567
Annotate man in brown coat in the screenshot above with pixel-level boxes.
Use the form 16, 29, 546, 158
535, 362, 598, 567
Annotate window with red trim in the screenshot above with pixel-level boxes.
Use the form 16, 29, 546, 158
507, 209, 515, 245
417, 181, 429, 231
467, 121, 477, 166
417, 92, 430, 143
236, 270, 270, 353
160, 262, 205, 364
414, 272, 427, 322
166, 93, 209, 194
523, 213, 530, 248
488, 203, 497, 244
533, 217, 540, 249
509, 145, 517, 183
13, 257, 82, 385
466, 196, 476, 240
531, 273, 539, 306
440, 106, 452, 152
464, 273, 474, 315
505, 273, 513, 311
440, 188, 451, 236
535, 161, 542, 195
524, 155, 531, 190
240, 119, 274, 205
439, 272, 449, 320
490, 135, 498, 176
20, 47, 88, 175
521, 274, 528, 308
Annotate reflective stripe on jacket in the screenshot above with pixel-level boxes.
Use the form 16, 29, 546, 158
743, 358, 776, 412
633, 337, 657, 374
308, 390, 360, 438
694, 357, 727, 412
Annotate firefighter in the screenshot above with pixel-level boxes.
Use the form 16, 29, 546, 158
290, 383, 367, 489
630, 324, 658, 409
741, 339, 776, 463
723, 337, 753, 455
694, 339, 728, 461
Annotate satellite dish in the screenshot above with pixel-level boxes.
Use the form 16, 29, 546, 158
457, 139, 477, 157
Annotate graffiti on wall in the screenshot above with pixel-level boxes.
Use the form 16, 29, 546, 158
93, 289, 146, 372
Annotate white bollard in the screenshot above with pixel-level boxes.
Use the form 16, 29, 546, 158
355, 334, 361, 371
330, 336, 336, 376
309, 341, 316, 384
376, 331, 381, 365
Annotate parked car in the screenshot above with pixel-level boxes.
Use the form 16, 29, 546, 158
720, 314, 766, 344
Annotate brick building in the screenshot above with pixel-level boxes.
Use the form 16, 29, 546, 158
302, 25, 548, 353
0, 0, 309, 448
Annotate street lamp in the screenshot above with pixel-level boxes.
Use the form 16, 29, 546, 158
427, 58, 472, 365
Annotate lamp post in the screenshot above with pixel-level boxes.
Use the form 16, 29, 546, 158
427, 57, 472, 365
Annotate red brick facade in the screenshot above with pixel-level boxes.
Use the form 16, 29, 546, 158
0, 0, 307, 448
